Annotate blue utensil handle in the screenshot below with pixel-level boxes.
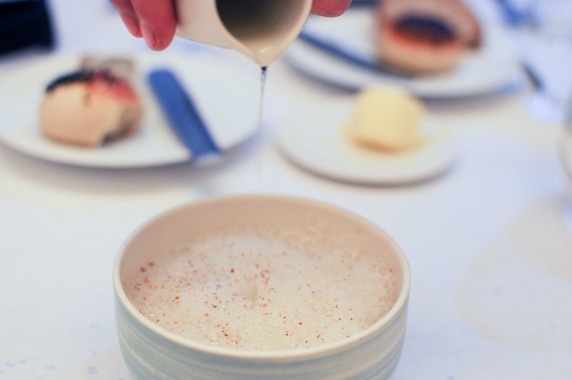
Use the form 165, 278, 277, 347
148, 69, 220, 159
297, 30, 413, 78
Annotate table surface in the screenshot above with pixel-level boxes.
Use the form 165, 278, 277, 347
1, 1, 571, 379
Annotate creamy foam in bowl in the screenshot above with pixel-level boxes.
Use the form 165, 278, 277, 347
114, 195, 410, 379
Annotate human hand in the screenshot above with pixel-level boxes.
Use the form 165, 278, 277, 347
111, 0, 352, 51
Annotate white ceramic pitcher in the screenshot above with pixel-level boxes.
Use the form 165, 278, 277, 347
176, 0, 312, 66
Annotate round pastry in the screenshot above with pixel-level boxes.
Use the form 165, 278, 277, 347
345, 85, 425, 152
39, 69, 143, 147
376, 0, 481, 74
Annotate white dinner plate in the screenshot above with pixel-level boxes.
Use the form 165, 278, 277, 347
275, 105, 457, 185
0, 52, 260, 168
284, 9, 520, 98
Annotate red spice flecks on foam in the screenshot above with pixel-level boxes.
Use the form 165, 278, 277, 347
125, 234, 397, 351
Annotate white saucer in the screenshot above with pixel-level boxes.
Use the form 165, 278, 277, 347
0, 52, 260, 168
275, 106, 458, 185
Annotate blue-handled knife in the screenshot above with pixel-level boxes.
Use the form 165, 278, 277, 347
494, 0, 539, 28
297, 30, 413, 78
148, 69, 221, 159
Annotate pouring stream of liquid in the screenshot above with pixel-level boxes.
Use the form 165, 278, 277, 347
254, 66, 268, 190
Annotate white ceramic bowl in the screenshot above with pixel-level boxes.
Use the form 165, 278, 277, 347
113, 195, 410, 379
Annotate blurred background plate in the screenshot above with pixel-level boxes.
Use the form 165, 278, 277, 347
0, 52, 260, 168
275, 105, 458, 185
285, 8, 520, 98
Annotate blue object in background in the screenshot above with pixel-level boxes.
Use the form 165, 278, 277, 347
148, 69, 221, 160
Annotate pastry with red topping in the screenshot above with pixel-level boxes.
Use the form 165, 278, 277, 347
376, 0, 481, 74
39, 68, 143, 147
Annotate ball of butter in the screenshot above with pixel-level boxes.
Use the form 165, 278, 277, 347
345, 85, 424, 151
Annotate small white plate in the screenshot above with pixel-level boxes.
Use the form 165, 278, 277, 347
285, 9, 519, 98
0, 52, 260, 168
275, 106, 457, 185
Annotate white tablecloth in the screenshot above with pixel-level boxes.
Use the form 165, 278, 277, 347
1, 1, 571, 379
